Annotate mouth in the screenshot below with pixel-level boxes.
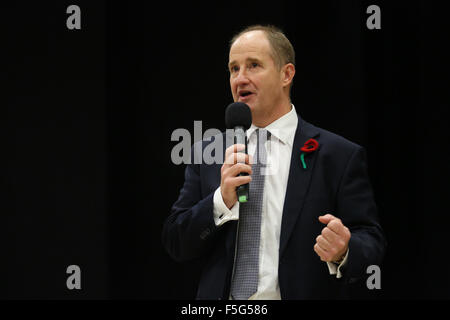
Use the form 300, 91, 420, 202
237, 90, 255, 102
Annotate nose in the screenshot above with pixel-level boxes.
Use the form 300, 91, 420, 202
233, 69, 250, 86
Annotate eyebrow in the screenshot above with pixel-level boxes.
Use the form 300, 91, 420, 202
228, 57, 263, 69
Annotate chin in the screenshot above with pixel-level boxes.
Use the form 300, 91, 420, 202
235, 98, 257, 113
246, 103, 257, 114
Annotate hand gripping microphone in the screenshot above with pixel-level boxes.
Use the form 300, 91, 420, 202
225, 102, 252, 203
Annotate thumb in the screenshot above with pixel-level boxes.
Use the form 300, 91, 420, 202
318, 213, 336, 225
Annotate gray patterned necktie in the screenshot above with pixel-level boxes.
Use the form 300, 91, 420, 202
230, 128, 270, 300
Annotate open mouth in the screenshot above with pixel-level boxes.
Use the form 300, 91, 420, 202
238, 90, 255, 101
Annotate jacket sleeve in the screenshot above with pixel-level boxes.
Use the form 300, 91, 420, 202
161, 146, 220, 262
336, 146, 387, 283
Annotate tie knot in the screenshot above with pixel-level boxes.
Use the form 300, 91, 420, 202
255, 128, 271, 144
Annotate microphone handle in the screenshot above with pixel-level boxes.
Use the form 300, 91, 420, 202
234, 126, 249, 203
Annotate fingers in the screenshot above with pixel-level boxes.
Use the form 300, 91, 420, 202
224, 144, 246, 164
224, 152, 251, 166
318, 215, 346, 236
315, 234, 331, 252
318, 213, 336, 225
223, 174, 252, 189
315, 214, 351, 262
222, 162, 252, 178
220, 163, 252, 208
225, 144, 245, 157
222, 144, 252, 177
321, 224, 339, 243
314, 243, 329, 262
319, 219, 350, 248
220, 144, 253, 208
314, 234, 338, 262
327, 218, 345, 234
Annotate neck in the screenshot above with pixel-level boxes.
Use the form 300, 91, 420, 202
252, 99, 292, 128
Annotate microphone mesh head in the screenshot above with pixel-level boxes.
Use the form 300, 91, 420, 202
225, 102, 252, 130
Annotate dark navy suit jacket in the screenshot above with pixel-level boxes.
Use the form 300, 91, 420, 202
162, 115, 386, 299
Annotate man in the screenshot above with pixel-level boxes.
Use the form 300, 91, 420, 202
162, 25, 386, 299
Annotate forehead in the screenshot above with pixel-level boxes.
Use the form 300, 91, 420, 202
229, 30, 273, 63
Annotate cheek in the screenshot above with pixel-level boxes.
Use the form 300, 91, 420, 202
231, 77, 239, 90
257, 74, 276, 94
258, 79, 274, 98
266, 76, 282, 95
230, 80, 236, 95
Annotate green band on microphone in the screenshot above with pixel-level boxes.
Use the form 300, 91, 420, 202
239, 195, 248, 203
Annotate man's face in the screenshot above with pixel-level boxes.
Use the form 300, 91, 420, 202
228, 30, 284, 117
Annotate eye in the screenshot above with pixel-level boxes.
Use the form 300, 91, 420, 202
230, 65, 239, 73
250, 62, 259, 68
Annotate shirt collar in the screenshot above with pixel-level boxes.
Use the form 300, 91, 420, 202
247, 104, 298, 147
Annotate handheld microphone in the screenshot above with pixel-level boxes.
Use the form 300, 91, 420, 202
225, 102, 252, 203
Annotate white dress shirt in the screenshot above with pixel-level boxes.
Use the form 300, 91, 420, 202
213, 105, 348, 300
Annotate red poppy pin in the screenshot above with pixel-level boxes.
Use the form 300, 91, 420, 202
300, 138, 319, 170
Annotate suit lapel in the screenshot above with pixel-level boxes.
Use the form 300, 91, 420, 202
279, 117, 320, 258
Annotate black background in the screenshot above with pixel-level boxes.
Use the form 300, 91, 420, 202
2, 0, 449, 300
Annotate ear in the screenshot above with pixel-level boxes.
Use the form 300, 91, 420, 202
281, 63, 295, 88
